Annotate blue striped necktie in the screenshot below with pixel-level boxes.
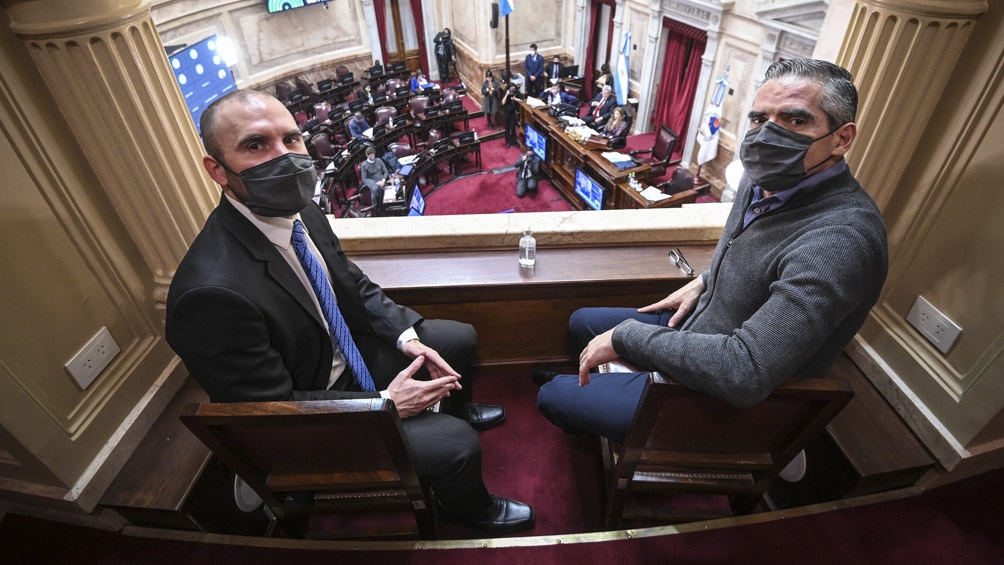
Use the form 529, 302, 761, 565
291, 220, 376, 392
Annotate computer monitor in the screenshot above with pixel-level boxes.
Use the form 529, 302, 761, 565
168, 35, 238, 135
395, 85, 412, 98
372, 91, 388, 104
390, 61, 407, 72
457, 131, 476, 144
408, 187, 426, 216
560, 65, 579, 78
525, 123, 547, 161
574, 168, 604, 211
347, 99, 365, 112
372, 122, 388, 139
424, 105, 441, 117
369, 65, 384, 77
317, 79, 334, 92
339, 72, 355, 84
445, 100, 464, 113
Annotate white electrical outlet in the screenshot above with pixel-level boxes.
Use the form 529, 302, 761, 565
906, 296, 962, 354
65, 327, 121, 390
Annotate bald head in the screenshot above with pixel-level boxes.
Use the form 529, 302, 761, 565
200, 90, 277, 161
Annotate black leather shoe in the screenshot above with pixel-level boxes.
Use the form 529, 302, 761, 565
456, 403, 506, 431
531, 368, 560, 388
439, 496, 534, 534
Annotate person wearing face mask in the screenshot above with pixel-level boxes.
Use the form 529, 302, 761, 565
524, 43, 544, 97
534, 59, 888, 446
360, 145, 392, 214
166, 90, 533, 534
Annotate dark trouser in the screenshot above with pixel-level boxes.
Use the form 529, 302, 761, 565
356, 319, 490, 516
536, 307, 674, 443
516, 176, 538, 198
503, 112, 518, 146
362, 180, 386, 213
437, 56, 451, 81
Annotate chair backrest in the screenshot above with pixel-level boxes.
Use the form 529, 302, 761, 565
441, 89, 459, 104
180, 398, 437, 539
604, 373, 853, 528
388, 142, 413, 159
565, 84, 582, 105
275, 82, 292, 102
652, 124, 679, 163
336, 64, 350, 77
663, 167, 694, 194
375, 106, 397, 125
427, 128, 442, 145
295, 77, 313, 97
314, 102, 331, 123
409, 95, 430, 116
386, 78, 403, 92
310, 132, 336, 159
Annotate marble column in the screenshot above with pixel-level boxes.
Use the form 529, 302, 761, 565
572, 0, 590, 70
837, 0, 987, 209
633, 0, 663, 134
4, 0, 217, 309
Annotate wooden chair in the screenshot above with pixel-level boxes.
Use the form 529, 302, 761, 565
629, 124, 680, 179
659, 166, 695, 195
275, 82, 292, 103
180, 398, 437, 539
602, 373, 853, 529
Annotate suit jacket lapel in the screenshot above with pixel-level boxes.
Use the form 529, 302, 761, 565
215, 197, 325, 329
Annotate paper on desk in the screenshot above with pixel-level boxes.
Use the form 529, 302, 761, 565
639, 186, 671, 202
602, 151, 633, 163
363, 127, 374, 139
525, 96, 546, 108
398, 154, 418, 165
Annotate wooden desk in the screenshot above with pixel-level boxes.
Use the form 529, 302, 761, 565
616, 182, 700, 209
518, 101, 652, 210
354, 244, 713, 365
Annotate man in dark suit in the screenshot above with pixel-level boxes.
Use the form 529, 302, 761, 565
544, 55, 564, 85
583, 85, 617, 128
166, 90, 533, 534
514, 149, 542, 198
524, 43, 544, 97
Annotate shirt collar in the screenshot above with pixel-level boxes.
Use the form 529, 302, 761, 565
225, 193, 300, 250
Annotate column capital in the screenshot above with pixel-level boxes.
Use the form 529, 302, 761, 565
4, 0, 151, 38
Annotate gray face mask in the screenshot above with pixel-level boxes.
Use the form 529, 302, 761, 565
739, 121, 837, 192
228, 153, 316, 217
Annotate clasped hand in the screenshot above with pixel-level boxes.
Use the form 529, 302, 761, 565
386, 339, 463, 418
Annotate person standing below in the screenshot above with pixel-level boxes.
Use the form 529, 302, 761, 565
536, 59, 888, 445
514, 149, 541, 198
433, 28, 457, 82
167, 90, 533, 533
524, 43, 545, 98
481, 70, 501, 129
583, 85, 616, 129
347, 111, 370, 140
500, 82, 521, 148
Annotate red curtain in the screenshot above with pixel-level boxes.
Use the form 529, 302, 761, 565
650, 18, 706, 142
583, 1, 599, 94
374, 0, 389, 64
409, 0, 430, 76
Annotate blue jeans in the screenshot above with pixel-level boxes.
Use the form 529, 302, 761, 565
537, 307, 675, 442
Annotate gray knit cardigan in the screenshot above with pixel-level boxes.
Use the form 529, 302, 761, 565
612, 165, 888, 408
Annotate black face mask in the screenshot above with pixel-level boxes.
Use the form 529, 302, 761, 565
225, 153, 316, 217
739, 121, 839, 192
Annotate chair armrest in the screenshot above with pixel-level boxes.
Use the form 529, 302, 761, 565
629, 148, 653, 158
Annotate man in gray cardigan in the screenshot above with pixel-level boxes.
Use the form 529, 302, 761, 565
537, 59, 888, 443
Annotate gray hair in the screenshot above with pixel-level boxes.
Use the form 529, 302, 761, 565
762, 59, 857, 129
602, 85, 612, 94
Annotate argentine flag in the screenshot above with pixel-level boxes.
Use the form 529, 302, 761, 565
500, 0, 514, 17
697, 76, 730, 165
614, 30, 632, 105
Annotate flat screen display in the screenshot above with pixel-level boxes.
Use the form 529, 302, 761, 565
267, 1, 326, 14
169, 35, 237, 135
408, 187, 426, 216
574, 168, 604, 211
525, 123, 547, 161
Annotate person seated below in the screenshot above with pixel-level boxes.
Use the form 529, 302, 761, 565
360, 146, 392, 213
514, 149, 541, 198
583, 85, 617, 129
348, 111, 370, 140
599, 106, 629, 139
543, 82, 576, 108
410, 69, 437, 94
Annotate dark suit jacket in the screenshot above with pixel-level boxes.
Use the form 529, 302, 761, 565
586, 94, 617, 122
166, 196, 422, 403
546, 62, 564, 80
524, 53, 544, 79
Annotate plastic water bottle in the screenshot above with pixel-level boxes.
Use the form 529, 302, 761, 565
519, 226, 536, 268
